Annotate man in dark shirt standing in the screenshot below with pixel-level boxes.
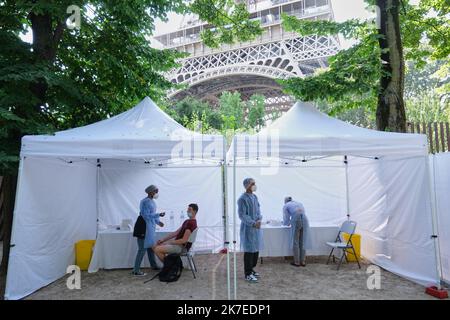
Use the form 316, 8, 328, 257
153, 203, 198, 262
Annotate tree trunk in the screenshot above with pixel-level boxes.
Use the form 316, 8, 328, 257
0, 175, 18, 300
28, 12, 64, 110
376, 0, 406, 132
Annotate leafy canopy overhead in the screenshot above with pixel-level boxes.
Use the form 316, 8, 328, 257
0, 0, 264, 173
190, 0, 263, 48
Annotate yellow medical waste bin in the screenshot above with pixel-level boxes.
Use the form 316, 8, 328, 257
75, 240, 96, 271
342, 233, 360, 262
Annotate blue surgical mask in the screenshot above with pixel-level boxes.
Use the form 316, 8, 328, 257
187, 211, 193, 218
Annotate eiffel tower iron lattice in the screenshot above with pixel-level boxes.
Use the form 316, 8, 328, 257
154, 0, 340, 119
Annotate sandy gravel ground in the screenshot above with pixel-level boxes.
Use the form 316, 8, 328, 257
24, 253, 437, 300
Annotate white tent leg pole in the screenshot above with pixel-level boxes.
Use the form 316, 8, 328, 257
426, 154, 444, 289
233, 136, 237, 300
222, 136, 231, 300
96, 159, 101, 239
4, 156, 26, 299
226, 237, 231, 300
344, 155, 350, 220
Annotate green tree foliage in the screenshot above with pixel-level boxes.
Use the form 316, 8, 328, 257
190, 0, 263, 48
314, 58, 450, 126
218, 91, 245, 130
404, 60, 449, 122
246, 94, 266, 130
317, 102, 376, 128
400, 0, 449, 66
405, 59, 444, 99
170, 92, 267, 133
279, 0, 449, 131
406, 94, 449, 122
0, 0, 187, 175
281, 14, 381, 117
171, 96, 222, 131
405, 59, 449, 101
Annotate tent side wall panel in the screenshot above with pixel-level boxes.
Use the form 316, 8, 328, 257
348, 156, 439, 286
5, 157, 97, 300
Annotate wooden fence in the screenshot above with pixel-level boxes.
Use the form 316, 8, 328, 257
407, 122, 450, 154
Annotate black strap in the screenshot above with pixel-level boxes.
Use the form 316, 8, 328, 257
144, 272, 160, 284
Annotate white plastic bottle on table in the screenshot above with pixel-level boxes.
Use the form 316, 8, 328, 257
169, 211, 175, 230
180, 210, 185, 225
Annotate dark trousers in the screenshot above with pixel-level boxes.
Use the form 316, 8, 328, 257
244, 252, 259, 276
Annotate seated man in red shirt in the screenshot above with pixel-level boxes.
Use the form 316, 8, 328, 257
153, 203, 198, 262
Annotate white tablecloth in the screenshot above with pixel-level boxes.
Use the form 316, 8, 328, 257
88, 228, 178, 273
260, 225, 339, 257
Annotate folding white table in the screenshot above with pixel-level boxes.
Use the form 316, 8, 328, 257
88, 228, 176, 273
259, 225, 340, 262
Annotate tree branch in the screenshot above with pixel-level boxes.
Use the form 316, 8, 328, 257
53, 21, 66, 44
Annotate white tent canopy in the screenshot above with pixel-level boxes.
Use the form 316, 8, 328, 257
227, 101, 441, 295
21, 96, 223, 159
5, 97, 226, 300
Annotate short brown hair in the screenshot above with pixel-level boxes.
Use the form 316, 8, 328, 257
189, 203, 199, 213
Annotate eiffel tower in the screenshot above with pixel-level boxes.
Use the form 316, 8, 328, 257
154, 0, 340, 119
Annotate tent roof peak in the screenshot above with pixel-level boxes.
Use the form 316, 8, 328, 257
20, 97, 224, 159
229, 100, 427, 157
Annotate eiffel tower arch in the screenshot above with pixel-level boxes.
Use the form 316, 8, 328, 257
154, 0, 340, 119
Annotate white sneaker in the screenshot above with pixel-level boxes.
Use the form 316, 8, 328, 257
245, 274, 258, 282
251, 270, 260, 278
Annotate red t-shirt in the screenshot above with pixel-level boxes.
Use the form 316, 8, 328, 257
176, 219, 197, 250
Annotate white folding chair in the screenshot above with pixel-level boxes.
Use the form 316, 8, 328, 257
326, 220, 361, 270
179, 228, 198, 278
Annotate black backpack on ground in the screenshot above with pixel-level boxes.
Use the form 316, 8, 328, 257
147, 254, 183, 283
133, 215, 146, 239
